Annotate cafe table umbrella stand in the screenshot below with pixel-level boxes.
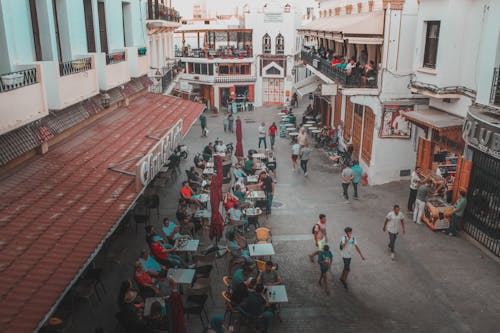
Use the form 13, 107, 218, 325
235, 118, 244, 159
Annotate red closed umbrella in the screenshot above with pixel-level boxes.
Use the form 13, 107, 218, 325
209, 174, 224, 243
171, 292, 186, 333
235, 118, 244, 158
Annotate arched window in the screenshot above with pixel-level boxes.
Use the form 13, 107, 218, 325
284, 4, 291, 13
263, 33, 271, 54
276, 33, 284, 55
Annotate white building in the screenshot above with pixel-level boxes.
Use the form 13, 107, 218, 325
0, 0, 148, 161
298, 0, 422, 185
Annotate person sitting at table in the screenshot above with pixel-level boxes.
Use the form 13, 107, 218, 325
257, 261, 283, 286
145, 225, 170, 248
228, 202, 249, 230
187, 166, 209, 191
138, 249, 168, 279
117, 279, 143, 309
175, 202, 199, 235
233, 184, 248, 202
147, 300, 168, 331
233, 163, 248, 180
203, 142, 214, 161
180, 181, 203, 208
149, 239, 190, 269
227, 230, 253, 265
162, 218, 181, 245
244, 154, 256, 175
215, 139, 227, 154
119, 290, 154, 333
205, 314, 230, 333
231, 264, 254, 303
239, 284, 273, 332
134, 261, 178, 296
193, 153, 207, 170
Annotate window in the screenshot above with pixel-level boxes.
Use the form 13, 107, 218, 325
83, 0, 96, 52
98, 1, 108, 53
52, 0, 63, 61
122, 2, 132, 47
423, 21, 440, 69
263, 34, 271, 54
275, 33, 284, 55
29, 0, 42, 61
284, 4, 291, 13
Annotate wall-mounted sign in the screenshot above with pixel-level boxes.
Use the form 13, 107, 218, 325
321, 84, 338, 96
379, 105, 413, 139
135, 119, 184, 192
264, 12, 283, 23
463, 114, 500, 159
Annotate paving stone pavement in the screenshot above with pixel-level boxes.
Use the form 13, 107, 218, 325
69, 101, 500, 333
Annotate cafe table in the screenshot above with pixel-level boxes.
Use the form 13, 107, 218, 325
194, 209, 211, 218
203, 167, 214, 175
246, 175, 259, 183
247, 190, 266, 200
175, 239, 199, 253
284, 123, 295, 127
248, 243, 275, 258
305, 120, 316, 124
167, 268, 196, 293
289, 132, 299, 144
206, 161, 214, 168
252, 153, 266, 159
302, 123, 312, 128
243, 207, 263, 229
266, 285, 288, 322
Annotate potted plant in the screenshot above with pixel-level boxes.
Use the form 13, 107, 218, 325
1, 72, 24, 86
138, 47, 147, 56
112, 53, 123, 61
72, 59, 88, 70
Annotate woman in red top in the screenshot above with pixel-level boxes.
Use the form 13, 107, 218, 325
150, 241, 187, 268
268, 122, 278, 150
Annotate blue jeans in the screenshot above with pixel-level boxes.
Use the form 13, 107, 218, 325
266, 192, 273, 213
258, 137, 267, 149
446, 213, 459, 236
270, 135, 275, 148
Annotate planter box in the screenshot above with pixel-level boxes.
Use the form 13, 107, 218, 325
138, 47, 147, 56
1, 73, 24, 86
112, 54, 123, 61
72, 61, 88, 70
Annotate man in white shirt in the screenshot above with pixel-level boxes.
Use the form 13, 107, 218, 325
215, 140, 227, 154
341, 164, 354, 201
228, 203, 248, 229
339, 227, 365, 289
383, 205, 406, 260
258, 122, 267, 149
291, 143, 301, 171
407, 167, 423, 213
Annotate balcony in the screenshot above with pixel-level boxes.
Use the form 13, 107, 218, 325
179, 73, 215, 84
491, 67, 500, 107
301, 51, 378, 89
128, 47, 149, 78
95, 51, 131, 91
147, 1, 180, 22
215, 76, 256, 83
0, 65, 48, 135
176, 47, 253, 59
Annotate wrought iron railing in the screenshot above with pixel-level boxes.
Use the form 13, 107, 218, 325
301, 51, 377, 89
147, 1, 180, 22
106, 51, 126, 65
59, 57, 92, 76
0, 68, 38, 93
215, 76, 256, 83
176, 48, 253, 59
149, 61, 178, 94
490, 67, 500, 107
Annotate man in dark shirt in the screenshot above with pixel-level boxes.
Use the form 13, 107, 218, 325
241, 284, 273, 331
259, 171, 274, 214
203, 142, 213, 161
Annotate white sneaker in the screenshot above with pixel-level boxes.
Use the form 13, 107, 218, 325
304, 172, 308, 176
416, 221, 423, 225
391, 253, 395, 260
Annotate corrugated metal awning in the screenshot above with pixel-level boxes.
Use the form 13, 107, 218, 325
404, 109, 464, 131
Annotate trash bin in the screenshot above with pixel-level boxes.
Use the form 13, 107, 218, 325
279, 123, 287, 138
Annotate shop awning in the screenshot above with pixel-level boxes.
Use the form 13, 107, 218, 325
410, 87, 462, 99
298, 11, 384, 41
295, 76, 322, 98
404, 109, 464, 131
0, 94, 204, 332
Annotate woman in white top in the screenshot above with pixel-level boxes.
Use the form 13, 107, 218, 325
297, 127, 308, 147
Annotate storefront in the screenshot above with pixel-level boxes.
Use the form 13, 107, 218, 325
462, 105, 500, 256
313, 94, 332, 127
404, 108, 468, 230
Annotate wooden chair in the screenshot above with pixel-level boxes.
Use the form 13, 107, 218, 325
255, 227, 272, 244
222, 291, 239, 325
229, 219, 245, 233
222, 276, 231, 291
185, 277, 214, 303
255, 259, 278, 272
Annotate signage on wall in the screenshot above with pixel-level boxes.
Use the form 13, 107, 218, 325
135, 119, 184, 192
321, 84, 338, 96
379, 105, 413, 139
264, 12, 283, 23
463, 114, 500, 159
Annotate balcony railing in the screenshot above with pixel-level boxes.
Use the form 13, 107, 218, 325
0, 68, 37, 93
176, 47, 253, 59
59, 57, 92, 76
147, 1, 180, 22
106, 51, 126, 65
491, 67, 500, 107
301, 51, 378, 89
215, 76, 256, 83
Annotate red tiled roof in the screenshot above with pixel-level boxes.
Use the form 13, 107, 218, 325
0, 93, 204, 332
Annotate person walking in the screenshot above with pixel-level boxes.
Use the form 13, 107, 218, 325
268, 122, 278, 150
291, 142, 301, 171
318, 244, 333, 295
443, 191, 467, 237
200, 113, 207, 137
297, 127, 308, 147
258, 122, 267, 149
407, 167, 423, 213
309, 214, 328, 261
258, 171, 274, 214
413, 179, 434, 225
341, 163, 354, 201
339, 227, 365, 290
300, 144, 312, 176
383, 205, 405, 260
351, 160, 363, 199
228, 113, 234, 133
223, 115, 229, 132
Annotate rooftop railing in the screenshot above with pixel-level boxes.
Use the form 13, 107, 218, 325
301, 50, 378, 89
0, 68, 38, 93
147, 1, 180, 22
59, 57, 92, 76
176, 48, 253, 59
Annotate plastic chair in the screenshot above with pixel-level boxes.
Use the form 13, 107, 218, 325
222, 291, 239, 325
255, 227, 272, 244
184, 294, 209, 328
255, 259, 266, 272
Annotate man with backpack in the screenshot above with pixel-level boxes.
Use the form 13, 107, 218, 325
339, 227, 365, 290
308, 214, 328, 262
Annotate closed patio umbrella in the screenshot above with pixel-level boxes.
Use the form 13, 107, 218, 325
170, 292, 186, 333
209, 174, 224, 243
235, 118, 244, 158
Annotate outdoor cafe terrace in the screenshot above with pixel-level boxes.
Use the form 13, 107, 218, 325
175, 28, 253, 59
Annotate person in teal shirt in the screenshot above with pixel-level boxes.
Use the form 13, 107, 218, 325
318, 245, 333, 295
351, 160, 363, 199
444, 191, 467, 236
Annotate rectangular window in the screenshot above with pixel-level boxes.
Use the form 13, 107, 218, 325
122, 2, 132, 47
201, 63, 207, 75
52, 0, 63, 61
98, 1, 108, 54
208, 64, 214, 76
29, 0, 42, 61
423, 21, 440, 69
83, 0, 96, 52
